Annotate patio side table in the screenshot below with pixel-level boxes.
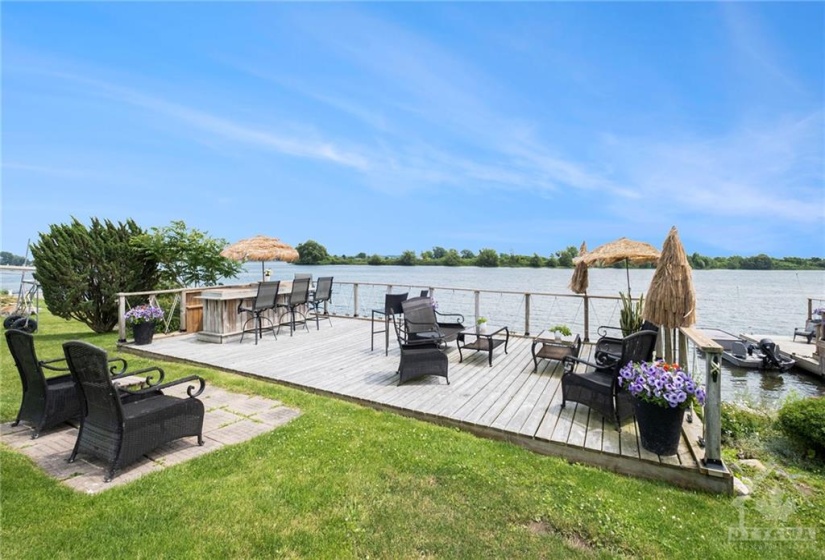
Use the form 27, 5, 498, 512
531, 331, 581, 372
457, 325, 509, 367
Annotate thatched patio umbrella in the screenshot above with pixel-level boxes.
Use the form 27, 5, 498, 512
643, 226, 696, 361
572, 237, 660, 297
220, 235, 299, 281
569, 241, 589, 294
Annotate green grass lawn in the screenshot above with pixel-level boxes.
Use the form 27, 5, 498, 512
2, 312, 823, 559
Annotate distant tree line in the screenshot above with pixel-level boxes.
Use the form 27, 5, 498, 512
294, 241, 825, 270
0, 251, 33, 266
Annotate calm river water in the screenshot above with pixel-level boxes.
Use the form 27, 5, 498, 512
4, 265, 824, 408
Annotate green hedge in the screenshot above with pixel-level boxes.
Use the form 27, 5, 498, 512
720, 402, 772, 444
777, 397, 825, 450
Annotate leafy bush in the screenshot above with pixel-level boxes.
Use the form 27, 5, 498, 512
132, 220, 242, 287
720, 402, 772, 444
31, 217, 159, 333
777, 397, 825, 450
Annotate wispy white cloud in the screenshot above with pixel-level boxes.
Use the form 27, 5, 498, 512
720, 2, 807, 94
38, 69, 373, 172
611, 110, 824, 226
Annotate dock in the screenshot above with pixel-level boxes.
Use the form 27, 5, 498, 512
121, 317, 733, 494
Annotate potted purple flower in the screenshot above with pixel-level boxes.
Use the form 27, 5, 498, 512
618, 360, 706, 455
125, 304, 164, 345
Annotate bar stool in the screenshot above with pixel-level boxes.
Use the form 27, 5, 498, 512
238, 281, 280, 344
371, 292, 408, 355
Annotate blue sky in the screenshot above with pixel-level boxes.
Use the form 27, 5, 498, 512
2, 2, 823, 259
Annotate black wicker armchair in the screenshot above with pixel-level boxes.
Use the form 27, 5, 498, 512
391, 311, 449, 385
63, 340, 206, 482
561, 330, 657, 431
401, 296, 465, 347
5, 329, 86, 438
593, 320, 659, 367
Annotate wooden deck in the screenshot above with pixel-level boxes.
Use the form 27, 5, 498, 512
120, 317, 732, 493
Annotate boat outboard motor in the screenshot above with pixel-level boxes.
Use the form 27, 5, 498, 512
758, 338, 795, 372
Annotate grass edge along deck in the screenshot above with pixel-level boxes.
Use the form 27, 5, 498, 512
120, 317, 733, 494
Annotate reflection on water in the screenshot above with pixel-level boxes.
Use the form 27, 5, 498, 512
718, 361, 824, 409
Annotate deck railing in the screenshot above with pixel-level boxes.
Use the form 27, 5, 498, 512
118, 281, 630, 341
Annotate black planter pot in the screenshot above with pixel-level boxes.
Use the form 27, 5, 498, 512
634, 399, 685, 456
132, 321, 156, 345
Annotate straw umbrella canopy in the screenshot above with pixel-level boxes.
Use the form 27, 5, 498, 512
644, 227, 696, 329
220, 235, 299, 281
643, 227, 696, 362
572, 237, 660, 297
569, 241, 589, 294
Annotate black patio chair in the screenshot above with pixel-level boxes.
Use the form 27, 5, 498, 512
306, 276, 334, 329
391, 310, 449, 385
401, 296, 465, 347
63, 340, 206, 483
593, 320, 659, 367
371, 292, 409, 355
238, 281, 280, 344
5, 329, 84, 438
561, 330, 658, 431
4, 329, 142, 439
277, 277, 311, 336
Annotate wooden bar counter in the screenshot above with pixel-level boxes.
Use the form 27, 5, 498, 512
196, 282, 292, 344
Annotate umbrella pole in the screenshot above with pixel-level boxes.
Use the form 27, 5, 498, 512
261, 262, 265, 282
625, 258, 631, 298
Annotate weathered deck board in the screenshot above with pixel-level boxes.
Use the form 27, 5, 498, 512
123, 317, 731, 493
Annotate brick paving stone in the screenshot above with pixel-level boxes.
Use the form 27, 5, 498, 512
207, 418, 274, 445
202, 408, 244, 433
225, 395, 283, 416
199, 388, 242, 409
1, 421, 31, 436
251, 406, 302, 428
1, 389, 299, 494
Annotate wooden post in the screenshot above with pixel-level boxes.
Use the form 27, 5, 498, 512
180, 290, 188, 332
679, 327, 726, 473
353, 283, 359, 317
703, 348, 724, 466
118, 294, 126, 342
664, 328, 673, 363
474, 290, 480, 324
524, 293, 531, 336
678, 330, 688, 370
583, 294, 590, 342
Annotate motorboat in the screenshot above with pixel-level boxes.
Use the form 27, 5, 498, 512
724, 339, 795, 371
701, 329, 796, 372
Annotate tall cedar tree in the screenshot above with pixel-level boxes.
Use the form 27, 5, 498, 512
31, 218, 159, 333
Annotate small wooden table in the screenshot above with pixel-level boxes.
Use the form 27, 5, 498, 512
531, 331, 581, 372
457, 325, 509, 367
